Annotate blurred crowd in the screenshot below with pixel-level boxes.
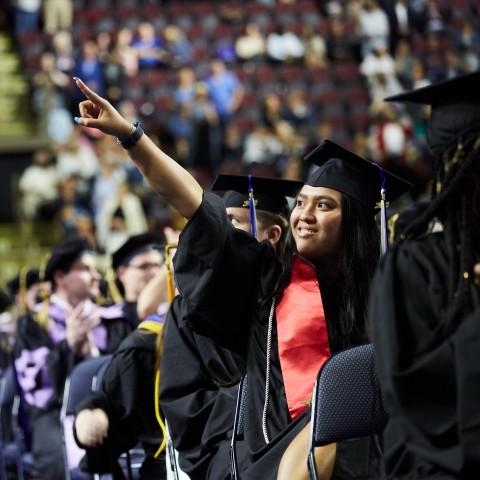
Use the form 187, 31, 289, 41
8, 0, 480, 250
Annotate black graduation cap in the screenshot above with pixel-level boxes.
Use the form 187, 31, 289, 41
304, 140, 412, 211
7, 268, 41, 297
111, 232, 166, 270
44, 237, 94, 282
384, 71, 480, 155
211, 174, 303, 218
384, 71, 480, 106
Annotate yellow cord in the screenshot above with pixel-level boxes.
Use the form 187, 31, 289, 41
153, 368, 167, 458
165, 243, 177, 304
105, 267, 123, 304
18, 265, 29, 316
138, 320, 167, 458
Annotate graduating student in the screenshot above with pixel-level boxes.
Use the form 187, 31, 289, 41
13, 237, 129, 480
73, 233, 167, 479
74, 316, 166, 480
73, 79, 410, 478
109, 232, 166, 329
371, 71, 480, 479
160, 175, 302, 480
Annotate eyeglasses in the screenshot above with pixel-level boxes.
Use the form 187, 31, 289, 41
127, 262, 163, 271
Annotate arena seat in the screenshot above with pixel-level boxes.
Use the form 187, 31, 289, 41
60, 355, 112, 479
0, 366, 34, 480
308, 344, 388, 480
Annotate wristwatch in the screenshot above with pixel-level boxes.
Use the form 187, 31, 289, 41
117, 121, 144, 149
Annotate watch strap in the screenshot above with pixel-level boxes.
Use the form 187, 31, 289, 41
118, 121, 144, 149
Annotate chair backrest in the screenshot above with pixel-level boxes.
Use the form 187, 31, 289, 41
310, 344, 388, 447
91, 357, 112, 393
61, 356, 112, 418
230, 375, 247, 480
0, 367, 17, 408
0, 367, 17, 479
61, 355, 112, 476
308, 344, 387, 480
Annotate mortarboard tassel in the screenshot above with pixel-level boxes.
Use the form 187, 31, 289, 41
105, 266, 123, 304
248, 175, 259, 240
19, 265, 28, 316
374, 164, 389, 255
380, 187, 388, 255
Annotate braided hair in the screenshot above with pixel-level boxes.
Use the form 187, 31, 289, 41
402, 134, 480, 333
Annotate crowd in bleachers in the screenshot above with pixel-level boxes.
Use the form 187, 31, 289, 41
2, 1, 480, 479
7, 0, 479, 250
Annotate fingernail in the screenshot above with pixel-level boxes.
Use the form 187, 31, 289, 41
73, 76, 80, 81
74, 117, 81, 124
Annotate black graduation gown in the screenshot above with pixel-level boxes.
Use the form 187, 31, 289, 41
75, 329, 166, 480
173, 192, 378, 479
370, 232, 480, 479
160, 296, 246, 479
13, 300, 131, 480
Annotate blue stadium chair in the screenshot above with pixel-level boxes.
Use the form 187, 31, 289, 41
308, 344, 388, 480
0, 366, 34, 480
230, 375, 247, 480
60, 355, 112, 480
0, 367, 15, 479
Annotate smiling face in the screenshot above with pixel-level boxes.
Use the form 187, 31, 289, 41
290, 185, 343, 261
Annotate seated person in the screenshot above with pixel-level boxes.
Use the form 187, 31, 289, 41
13, 237, 129, 480
74, 314, 166, 479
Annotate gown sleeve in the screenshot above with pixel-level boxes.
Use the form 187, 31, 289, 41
74, 333, 160, 473
160, 298, 243, 478
370, 234, 480, 474
173, 191, 270, 353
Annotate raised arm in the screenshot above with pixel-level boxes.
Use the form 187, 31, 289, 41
73, 78, 203, 219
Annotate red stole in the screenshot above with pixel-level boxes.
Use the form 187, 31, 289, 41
276, 256, 331, 419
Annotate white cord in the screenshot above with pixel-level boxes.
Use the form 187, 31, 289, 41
262, 298, 276, 444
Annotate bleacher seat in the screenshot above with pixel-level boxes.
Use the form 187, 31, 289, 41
332, 62, 362, 86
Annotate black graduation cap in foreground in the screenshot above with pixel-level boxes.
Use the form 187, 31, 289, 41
211, 174, 303, 218
7, 268, 41, 297
384, 71, 480, 155
44, 237, 94, 282
304, 140, 413, 211
384, 71, 480, 107
111, 232, 166, 270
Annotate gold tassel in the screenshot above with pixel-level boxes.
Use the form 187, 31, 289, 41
105, 266, 123, 304
18, 265, 29, 316
165, 243, 177, 305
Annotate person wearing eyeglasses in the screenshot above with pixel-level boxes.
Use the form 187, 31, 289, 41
107, 232, 166, 330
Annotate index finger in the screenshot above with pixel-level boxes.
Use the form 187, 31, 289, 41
73, 77, 105, 105
474, 263, 480, 276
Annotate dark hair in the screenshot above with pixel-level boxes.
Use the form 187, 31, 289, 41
273, 194, 380, 349
402, 134, 480, 333
257, 209, 289, 253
